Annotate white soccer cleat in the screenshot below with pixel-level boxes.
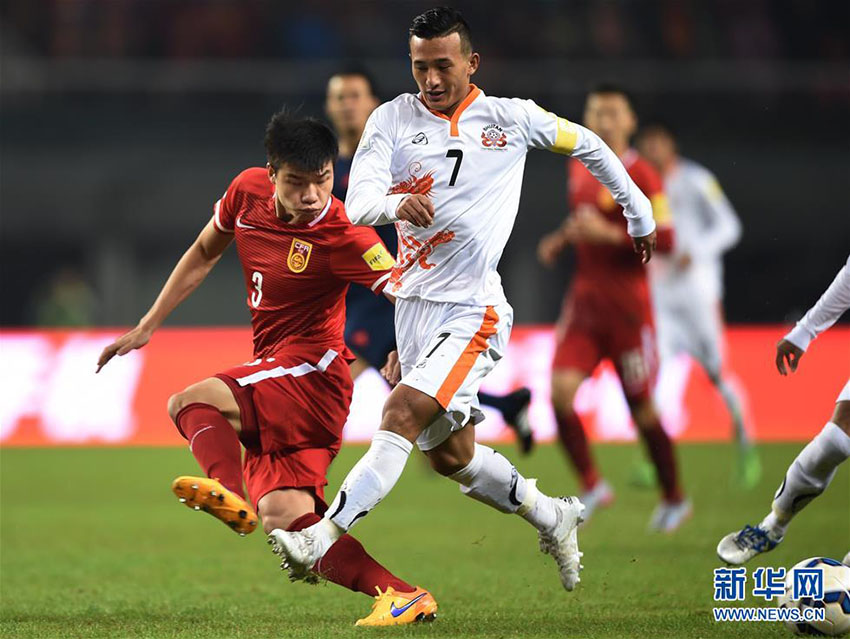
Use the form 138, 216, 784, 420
579, 479, 614, 524
267, 523, 334, 583
538, 496, 585, 591
716, 525, 782, 565
647, 498, 692, 533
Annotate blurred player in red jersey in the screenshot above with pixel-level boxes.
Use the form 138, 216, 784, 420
538, 85, 691, 532
96, 112, 436, 626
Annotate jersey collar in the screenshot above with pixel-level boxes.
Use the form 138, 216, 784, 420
418, 84, 482, 137
307, 195, 333, 227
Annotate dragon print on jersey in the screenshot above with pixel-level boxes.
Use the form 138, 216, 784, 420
387, 163, 454, 292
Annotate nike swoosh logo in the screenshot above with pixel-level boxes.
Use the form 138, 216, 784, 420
508, 467, 521, 506
390, 593, 427, 618
236, 216, 256, 229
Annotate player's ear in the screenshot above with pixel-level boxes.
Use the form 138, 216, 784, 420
267, 163, 276, 183
467, 52, 480, 77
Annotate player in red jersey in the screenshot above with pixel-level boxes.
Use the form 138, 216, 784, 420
96, 112, 436, 626
538, 85, 691, 532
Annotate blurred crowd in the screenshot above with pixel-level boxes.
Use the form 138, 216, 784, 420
4, 0, 848, 61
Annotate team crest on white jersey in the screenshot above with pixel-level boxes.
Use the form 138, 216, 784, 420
481, 123, 508, 149
287, 239, 313, 273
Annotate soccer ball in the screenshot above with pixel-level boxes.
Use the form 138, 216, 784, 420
778, 557, 850, 636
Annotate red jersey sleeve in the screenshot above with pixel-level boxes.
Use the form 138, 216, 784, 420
211, 173, 245, 234
631, 160, 674, 253
331, 225, 396, 294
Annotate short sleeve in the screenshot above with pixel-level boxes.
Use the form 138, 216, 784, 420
331, 226, 396, 293
212, 177, 242, 233
516, 99, 580, 154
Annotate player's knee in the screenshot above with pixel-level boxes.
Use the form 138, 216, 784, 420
551, 372, 580, 416
831, 401, 850, 434
258, 491, 315, 533
381, 388, 439, 441
167, 391, 188, 423
630, 398, 660, 431
167, 379, 229, 423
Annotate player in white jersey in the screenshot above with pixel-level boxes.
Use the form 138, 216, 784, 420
269, 8, 658, 610
717, 253, 850, 564
637, 123, 760, 489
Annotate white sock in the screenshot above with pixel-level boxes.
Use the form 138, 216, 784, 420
449, 444, 559, 532
762, 422, 850, 537
325, 430, 412, 533
716, 377, 749, 445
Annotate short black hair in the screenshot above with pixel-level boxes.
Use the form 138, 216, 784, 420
330, 65, 380, 100
637, 119, 676, 141
588, 82, 637, 112
264, 110, 338, 172
409, 7, 473, 54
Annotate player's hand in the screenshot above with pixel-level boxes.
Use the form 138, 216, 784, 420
775, 339, 804, 376
632, 229, 657, 264
96, 324, 153, 373
381, 350, 402, 387
396, 195, 434, 228
537, 231, 567, 267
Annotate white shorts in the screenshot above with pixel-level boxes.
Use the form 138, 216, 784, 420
653, 283, 724, 378
838, 379, 850, 403
394, 297, 513, 451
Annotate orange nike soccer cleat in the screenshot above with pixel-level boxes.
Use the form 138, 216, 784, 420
354, 586, 437, 627
171, 476, 258, 536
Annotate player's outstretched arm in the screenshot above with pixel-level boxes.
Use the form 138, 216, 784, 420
96, 219, 233, 372
777, 253, 850, 375
522, 103, 657, 262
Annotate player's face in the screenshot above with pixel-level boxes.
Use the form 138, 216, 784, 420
583, 93, 637, 151
268, 162, 334, 223
325, 75, 378, 136
409, 33, 479, 115
637, 130, 676, 172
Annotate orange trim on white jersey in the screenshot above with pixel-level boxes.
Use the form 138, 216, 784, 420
435, 305, 499, 408
419, 84, 482, 137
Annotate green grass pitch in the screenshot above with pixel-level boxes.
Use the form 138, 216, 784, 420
1, 443, 847, 638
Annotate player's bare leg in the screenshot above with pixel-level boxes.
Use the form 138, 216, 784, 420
630, 398, 691, 533
168, 377, 258, 535
551, 368, 614, 522
718, 400, 850, 564
271, 383, 585, 591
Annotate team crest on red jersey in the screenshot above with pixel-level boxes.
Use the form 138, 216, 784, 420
287, 239, 313, 273
481, 123, 507, 149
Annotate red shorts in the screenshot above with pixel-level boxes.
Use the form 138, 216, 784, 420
215, 342, 353, 511
552, 290, 658, 401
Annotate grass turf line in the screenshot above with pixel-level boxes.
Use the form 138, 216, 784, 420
1, 443, 847, 638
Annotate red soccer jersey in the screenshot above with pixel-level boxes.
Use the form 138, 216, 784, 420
212, 168, 395, 359
568, 149, 673, 306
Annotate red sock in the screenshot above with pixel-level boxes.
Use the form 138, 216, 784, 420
555, 411, 600, 491
638, 421, 683, 502
174, 403, 244, 499
287, 513, 414, 596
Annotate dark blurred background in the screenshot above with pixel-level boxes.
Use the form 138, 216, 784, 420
2, 0, 849, 328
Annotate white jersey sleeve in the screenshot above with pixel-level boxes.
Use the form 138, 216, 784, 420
518, 99, 655, 238
689, 167, 742, 260
785, 254, 850, 351
345, 103, 410, 226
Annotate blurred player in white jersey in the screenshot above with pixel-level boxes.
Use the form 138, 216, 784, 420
269, 7, 659, 616
717, 253, 850, 564
637, 123, 761, 489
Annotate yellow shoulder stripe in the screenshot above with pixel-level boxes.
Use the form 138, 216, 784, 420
650, 193, 673, 225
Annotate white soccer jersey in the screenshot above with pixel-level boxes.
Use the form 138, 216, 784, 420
346, 85, 655, 305
785, 253, 850, 352
651, 158, 742, 302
